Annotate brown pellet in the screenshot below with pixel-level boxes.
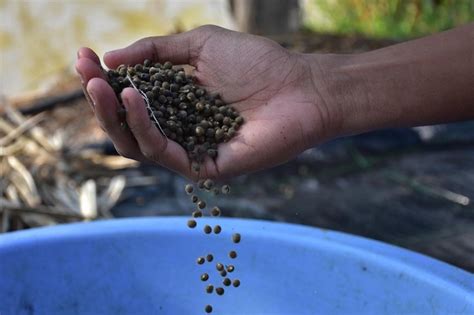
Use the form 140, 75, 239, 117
221, 185, 230, 194
184, 184, 193, 194
206, 254, 214, 262
213, 225, 222, 234
220, 270, 227, 277
210, 207, 221, 217
226, 265, 235, 273
232, 233, 241, 243
197, 257, 205, 265
187, 219, 197, 228
197, 200, 206, 209
191, 195, 199, 203
233, 279, 240, 287
216, 263, 224, 271
215, 287, 224, 295
229, 250, 237, 259
204, 225, 212, 234
223, 278, 231, 286
201, 273, 209, 281
205, 304, 213, 313
206, 285, 214, 293
203, 179, 214, 190
192, 210, 202, 218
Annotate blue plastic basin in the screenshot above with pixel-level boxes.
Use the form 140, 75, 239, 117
0, 217, 473, 315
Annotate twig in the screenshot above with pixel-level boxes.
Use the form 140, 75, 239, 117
19, 89, 84, 115
0, 199, 85, 220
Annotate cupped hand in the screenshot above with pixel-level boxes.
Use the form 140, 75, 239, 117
75, 25, 333, 180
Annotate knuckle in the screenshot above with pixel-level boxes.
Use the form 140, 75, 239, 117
196, 24, 219, 34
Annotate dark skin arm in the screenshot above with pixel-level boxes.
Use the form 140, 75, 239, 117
76, 23, 474, 180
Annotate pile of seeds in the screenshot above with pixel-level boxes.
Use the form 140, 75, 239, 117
185, 181, 241, 313
106, 59, 244, 171
107, 60, 245, 313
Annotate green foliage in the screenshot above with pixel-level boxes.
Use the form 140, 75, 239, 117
304, 0, 474, 39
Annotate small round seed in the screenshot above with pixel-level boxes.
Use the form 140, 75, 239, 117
206, 254, 214, 262
204, 225, 212, 234
187, 219, 197, 228
212, 187, 220, 195
192, 210, 202, 218
216, 263, 224, 271
223, 278, 231, 286
197, 257, 205, 265
220, 270, 227, 277
213, 225, 222, 234
232, 233, 241, 243
221, 185, 230, 194
191, 195, 199, 203
233, 279, 240, 287
229, 250, 237, 259
197, 180, 205, 189
211, 207, 221, 217
192, 161, 200, 172
206, 285, 214, 294
184, 184, 193, 194
226, 265, 235, 273
203, 179, 214, 190
205, 304, 213, 313
201, 273, 209, 281
197, 200, 206, 209
215, 287, 224, 295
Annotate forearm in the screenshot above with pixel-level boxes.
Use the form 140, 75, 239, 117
311, 23, 474, 137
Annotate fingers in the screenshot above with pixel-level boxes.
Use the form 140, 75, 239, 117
76, 47, 107, 111
77, 47, 101, 65
104, 25, 221, 68
121, 88, 192, 177
86, 78, 145, 161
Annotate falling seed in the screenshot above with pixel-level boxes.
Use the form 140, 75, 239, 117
197, 180, 205, 189
223, 278, 231, 286
206, 254, 214, 262
192, 161, 200, 172
233, 279, 240, 287
216, 263, 224, 271
226, 265, 235, 273
192, 210, 203, 218
221, 185, 230, 194
201, 273, 209, 281
215, 287, 224, 295
232, 233, 241, 243
212, 187, 220, 195
197, 200, 206, 209
205, 304, 213, 313
191, 195, 199, 203
220, 270, 227, 277
184, 184, 194, 194
206, 285, 214, 294
229, 251, 237, 259
210, 207, 221, 217
187, 219, 197, 228
213, 225, 222, 234
204, 225, 212, 234
197, 257, 205, 265
203, 179, 214, 190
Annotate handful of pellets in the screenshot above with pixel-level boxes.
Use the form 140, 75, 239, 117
107, 60, 244, 314
106, 59, 244, 172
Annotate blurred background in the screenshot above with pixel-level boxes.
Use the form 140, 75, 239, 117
1, 0, 473, 271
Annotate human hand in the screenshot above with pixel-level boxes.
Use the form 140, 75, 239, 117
75, 25, 335, 180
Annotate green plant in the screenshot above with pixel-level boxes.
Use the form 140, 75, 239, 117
304, 0, 474, 39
